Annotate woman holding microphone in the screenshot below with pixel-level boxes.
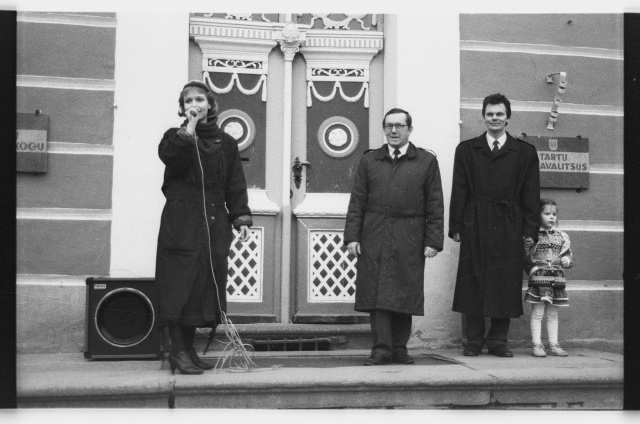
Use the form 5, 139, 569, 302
155, 80, 252, 375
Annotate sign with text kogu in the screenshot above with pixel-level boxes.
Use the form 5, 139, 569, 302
17, 113, 48, 173
523, 135, 589, 189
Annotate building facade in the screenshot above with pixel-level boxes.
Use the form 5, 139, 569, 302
16, 12, 622, 353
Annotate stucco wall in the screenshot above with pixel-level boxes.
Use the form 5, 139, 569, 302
16, 12, 118, 353
16, 12, 189, 353
109, 13, 189, 279
434, 13, 622, 350
390, 13, 463, 348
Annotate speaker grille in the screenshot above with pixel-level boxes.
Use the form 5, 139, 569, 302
95, 288, 155, 347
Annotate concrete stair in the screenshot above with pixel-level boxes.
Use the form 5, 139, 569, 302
17, 348, 622, 409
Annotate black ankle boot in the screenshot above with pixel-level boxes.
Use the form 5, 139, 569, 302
182, 325, 216, 370
168, 351, 203, 375
187, 347, 215, 370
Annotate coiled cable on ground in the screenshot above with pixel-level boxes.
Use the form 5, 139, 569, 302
193, 130, 262, 373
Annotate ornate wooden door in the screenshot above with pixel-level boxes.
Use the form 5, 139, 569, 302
188, 13, 384, 324
290, 14, 384, 323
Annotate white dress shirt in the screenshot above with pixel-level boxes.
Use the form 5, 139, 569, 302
486, 133, 507, 151
387, 142, 410, 159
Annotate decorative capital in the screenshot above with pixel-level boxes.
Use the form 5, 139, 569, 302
281, 21, 300, 43
281, 44, 300, 62
277, 22, 306, 62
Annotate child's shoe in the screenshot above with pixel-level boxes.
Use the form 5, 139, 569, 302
532, 343, 547, 357
548, 343, 568, 357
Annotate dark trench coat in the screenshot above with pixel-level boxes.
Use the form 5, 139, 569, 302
449, 132, 540, 318
344, 143, 444, 316
155, 124, 252, 328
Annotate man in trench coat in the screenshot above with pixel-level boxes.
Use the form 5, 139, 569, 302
344, 108, 444, 366
449, 93, 540, 358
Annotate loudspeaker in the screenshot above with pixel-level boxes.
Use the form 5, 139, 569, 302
84, 277, 163, 359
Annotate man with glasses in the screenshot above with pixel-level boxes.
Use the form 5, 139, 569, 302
344, 108, 444, 366
449, 93, 540, 358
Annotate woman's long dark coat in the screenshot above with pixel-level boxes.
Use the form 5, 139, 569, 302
449, 132, 540, 318
156, 123, 252, 327
344, 143, 444, 316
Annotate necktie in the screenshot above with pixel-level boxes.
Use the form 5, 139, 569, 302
492, 140, 499, 156
393, 149, 400, 163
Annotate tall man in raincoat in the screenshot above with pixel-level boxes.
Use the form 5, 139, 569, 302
449, 93, 540, 358
344, 108, 444, 366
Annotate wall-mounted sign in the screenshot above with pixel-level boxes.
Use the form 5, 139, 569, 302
17, 112, 48, 173
523, 135, 589, 189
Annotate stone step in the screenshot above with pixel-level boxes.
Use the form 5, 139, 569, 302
17, 348, 623, 409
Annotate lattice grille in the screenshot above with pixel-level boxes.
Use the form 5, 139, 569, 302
309, 231, 357, 302
227, 228, 263, 302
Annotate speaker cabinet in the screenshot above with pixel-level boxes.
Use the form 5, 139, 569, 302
84, 277, 163, 359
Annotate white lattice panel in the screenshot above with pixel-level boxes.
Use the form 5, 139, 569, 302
308, 230, 357, 303
227, 227, 263, 302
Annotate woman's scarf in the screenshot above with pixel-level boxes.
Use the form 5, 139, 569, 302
183, 116, 225, 186
181, 116, 221, 154
194, 116, 220, 140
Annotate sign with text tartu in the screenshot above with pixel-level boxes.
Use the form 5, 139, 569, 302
17, 113, 48, 173
523, 135, 589, 189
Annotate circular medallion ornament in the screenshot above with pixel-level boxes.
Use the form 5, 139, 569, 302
218, 109, 256, 152
317, 116, 359, 158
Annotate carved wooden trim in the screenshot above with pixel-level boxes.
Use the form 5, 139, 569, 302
248, 189, 281, 216
293, 193, 351, 218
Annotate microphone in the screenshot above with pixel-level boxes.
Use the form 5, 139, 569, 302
190, 110, 197, 117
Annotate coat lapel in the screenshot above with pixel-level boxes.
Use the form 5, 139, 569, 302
473, 132, 493, 158
495, 132, 521, 159
477, 131, 521, 160
373, 145, 391, 161
405, 142, 418, 159
374, 142, 418, 161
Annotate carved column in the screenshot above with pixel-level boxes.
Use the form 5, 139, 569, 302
276, 19, 306, 323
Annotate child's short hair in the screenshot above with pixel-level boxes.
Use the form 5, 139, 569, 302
540, 198, 558, 212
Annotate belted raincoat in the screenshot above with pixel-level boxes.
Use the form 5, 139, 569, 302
449, 132, 540, 318
344, 143, 444, 316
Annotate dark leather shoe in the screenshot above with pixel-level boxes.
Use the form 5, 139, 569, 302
463, 345, 482, 356
392, 351, 415, 364
488, 345, 513, 357
364, 353, 391, 366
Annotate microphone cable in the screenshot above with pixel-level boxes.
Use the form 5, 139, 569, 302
191, 116, 259, 372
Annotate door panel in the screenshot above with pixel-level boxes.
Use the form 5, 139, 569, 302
291, 19, 384, 322
293, 218, 366, 323
189, 15, 279, 322
305, 86, 370, 193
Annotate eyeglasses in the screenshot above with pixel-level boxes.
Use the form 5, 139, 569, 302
384, 124, 408, 131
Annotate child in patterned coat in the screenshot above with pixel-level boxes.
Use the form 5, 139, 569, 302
524, 199, 573, 357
